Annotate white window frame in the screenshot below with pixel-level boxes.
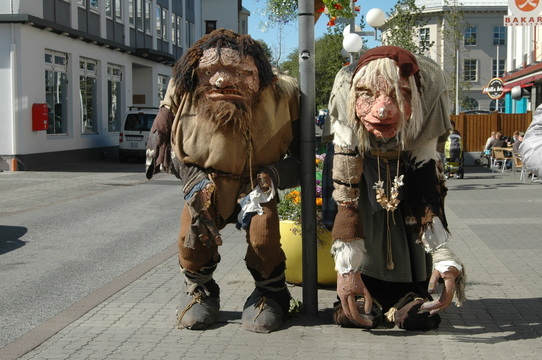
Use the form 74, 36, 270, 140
129, 0, 134, 26
492, 59, 505, 78
45, 50, 69, 135
79, 57, 99, 135
115, 0, 122, 22
156, 5, 162, 38
158, 74, 169, 100
107, 64, 123, 133
463, 59, 478, 82
106, 0, 113, 19
464, 26, 477, 46
493, 26, 505, 46
419, 28, 430, 48
145, 0, 151, 35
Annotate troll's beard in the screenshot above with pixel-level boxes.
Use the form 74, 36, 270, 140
195, 86, 253, 134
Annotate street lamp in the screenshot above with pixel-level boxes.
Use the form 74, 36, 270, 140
343, 7, 386, 63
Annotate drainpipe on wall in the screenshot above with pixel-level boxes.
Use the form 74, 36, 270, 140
10, 0, 19, 171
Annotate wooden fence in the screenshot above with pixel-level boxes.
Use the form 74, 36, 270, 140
450, 112, 533, 153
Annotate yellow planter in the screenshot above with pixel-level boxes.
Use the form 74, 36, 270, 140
280, 220, 336, 286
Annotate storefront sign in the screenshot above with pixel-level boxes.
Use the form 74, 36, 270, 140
483, 78, 504, 99
504, 0, 542, 26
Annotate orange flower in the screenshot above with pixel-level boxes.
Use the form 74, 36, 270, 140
316, 198, 323, 207
327, 16, 336, 26
317, 6, 325, 13
286, 190, 301, 205
354, 6, 360, 11
334, 3, 343, 10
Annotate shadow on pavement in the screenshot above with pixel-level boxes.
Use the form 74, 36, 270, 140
368, 297, 542, 342
0, 225, 28, 255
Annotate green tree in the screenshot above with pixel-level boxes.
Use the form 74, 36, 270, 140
442, 0, 472, 114
256, 40, 274, 63
382, 0, 433, 54
314, 27, 348, 109
280, 48, 300, 78
280, 26, 348, 110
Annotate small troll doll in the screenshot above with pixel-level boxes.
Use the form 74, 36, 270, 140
328, 46, 466, 330
146, 29, 301, 333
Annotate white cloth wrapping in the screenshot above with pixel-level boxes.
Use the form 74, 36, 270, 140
431, 247, 467, 306
420, 216, 449, 253
434, 260, 463, 274
237, 182, 275, 225
331, 239, 367, 275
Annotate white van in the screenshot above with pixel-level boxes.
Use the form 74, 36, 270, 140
119, 106, 159, 162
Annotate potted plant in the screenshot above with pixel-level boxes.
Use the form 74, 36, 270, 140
278, 153, 336, 286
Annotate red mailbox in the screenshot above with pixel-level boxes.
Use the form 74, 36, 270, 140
32, 103, 49, 131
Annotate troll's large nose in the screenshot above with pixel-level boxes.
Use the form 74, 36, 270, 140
211, 70, 235, 88
372, 95, 396, 119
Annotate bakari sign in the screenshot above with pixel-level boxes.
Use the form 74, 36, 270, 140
504, 0, 542, 26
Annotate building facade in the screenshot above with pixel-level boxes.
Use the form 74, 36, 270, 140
407, 0, 509, 115
501, 5, 542, 113
0, 0, 246, 171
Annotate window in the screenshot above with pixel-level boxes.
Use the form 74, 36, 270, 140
464, 26, 477, 46
156, 5, 167, 39
106, 0, 112, 18
240, 19, 247, 34
493, 26, 505, 46
45, 50, 68, 135
145, 0, 151, 34
161, 6, 167, 40
80, 58, 99, 135
156, 6, 162, 38
107, 64, 123, 132
129, 0, 134, 26
205, 21, 217, 34
176, 15, 182, 46
419, 28, 430, 49
136, 0, 143, 30
464, 59, 477, 81
490, 99, 505, 112
115, 0, 122, 22
78, 0, 86, 7
158, 74, 169, 100
462, 98, 478, 111
90, 0, 99, 12
186, 20, 194, 47
492, 59, 505, 78
171, 13, 176, 44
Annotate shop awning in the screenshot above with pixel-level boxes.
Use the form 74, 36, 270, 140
502, 62, 542, 90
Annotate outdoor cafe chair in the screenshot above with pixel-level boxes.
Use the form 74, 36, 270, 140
491, 147, 513, 173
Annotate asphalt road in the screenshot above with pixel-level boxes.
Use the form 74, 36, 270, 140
0, 160, 185, 348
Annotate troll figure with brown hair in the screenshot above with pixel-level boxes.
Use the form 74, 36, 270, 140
146, 29, 300, 333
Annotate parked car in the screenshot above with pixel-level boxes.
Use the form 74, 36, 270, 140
461, 110, 494, 114
119, 106, 158, 162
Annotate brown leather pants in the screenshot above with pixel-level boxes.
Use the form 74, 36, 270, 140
178, 197, 285, 279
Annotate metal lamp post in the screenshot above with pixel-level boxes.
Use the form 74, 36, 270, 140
297, 1, 386, 317
298, 0, 318, 316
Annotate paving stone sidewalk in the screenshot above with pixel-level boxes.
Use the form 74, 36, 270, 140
4, 166, 542, 360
